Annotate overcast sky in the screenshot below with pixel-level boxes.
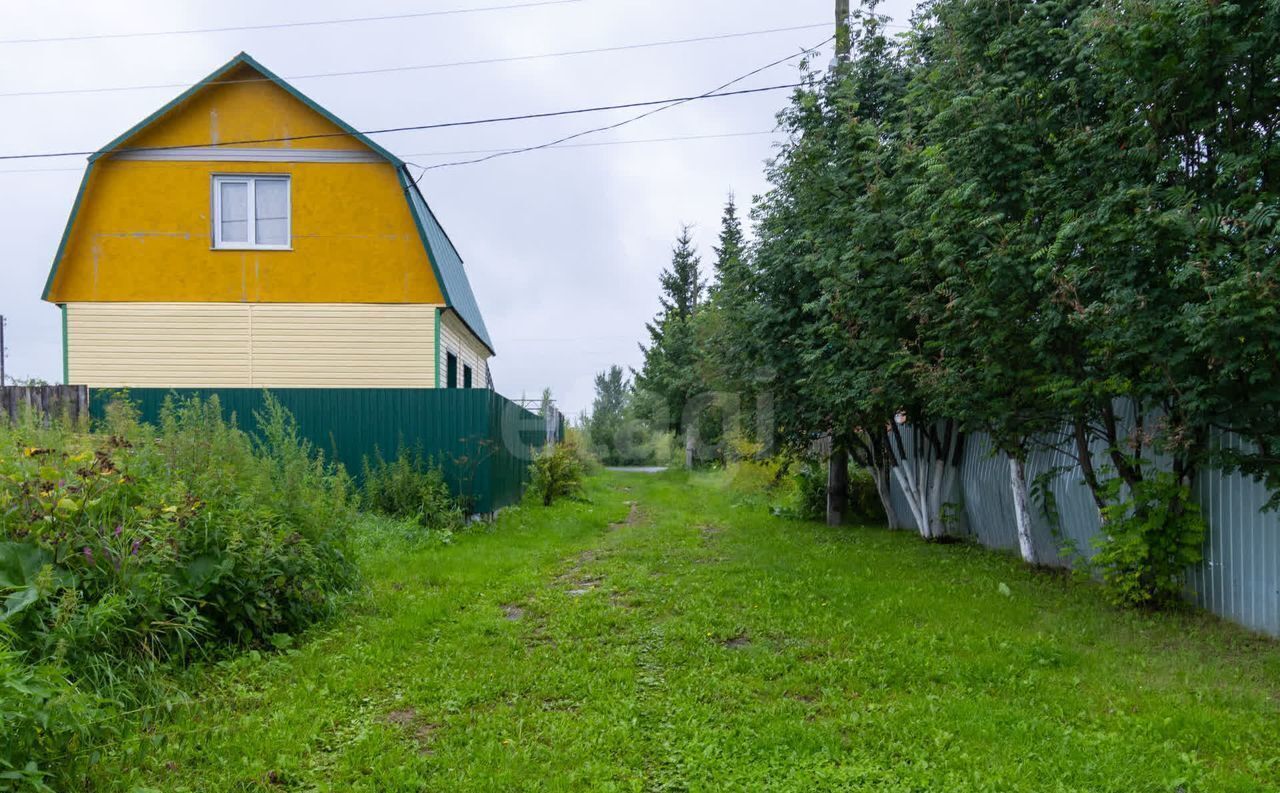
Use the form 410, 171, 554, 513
0, 0, 913, 419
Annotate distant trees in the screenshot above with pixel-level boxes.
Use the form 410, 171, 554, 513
582, 366, 630, 464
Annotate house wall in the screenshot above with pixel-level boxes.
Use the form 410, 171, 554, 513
46, 159, 444, 305
66, 303, 438, 388
439, 310, 490, 389
44, 63, 444, 305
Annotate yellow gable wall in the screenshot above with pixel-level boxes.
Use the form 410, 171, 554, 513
121, 63, 368, 152
46, 65, 444, 304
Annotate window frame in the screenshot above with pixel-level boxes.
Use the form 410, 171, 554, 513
445, 350, 459, 389
463, 364, 473, 389
211, 174, 292, 250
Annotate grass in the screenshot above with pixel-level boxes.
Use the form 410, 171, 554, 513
91, 470, 1279, 792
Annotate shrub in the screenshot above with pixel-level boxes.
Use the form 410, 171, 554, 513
528, 440, 587, 506
774, 460, 884, 525
781, 461, 828, 521
1092, 472, 1207, 608
0, 393, 358, 782
562, 426, 603, 476
361, 447, 465, 532
0, 639, 103, 792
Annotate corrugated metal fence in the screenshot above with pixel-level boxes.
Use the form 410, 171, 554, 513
89, 388, 555, 514
888, 423, 1280, 636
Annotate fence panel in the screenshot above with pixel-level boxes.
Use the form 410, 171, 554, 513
888, 419, 1280, 636
1, 385, 90, 424
89, 388, 546, 513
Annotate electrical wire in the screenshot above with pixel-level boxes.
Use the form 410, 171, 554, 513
0, 23, 831, 99
409, 36, 830, 175
0, 85, 803, 162
0, 131, 784, 175
0, 0, 584, 45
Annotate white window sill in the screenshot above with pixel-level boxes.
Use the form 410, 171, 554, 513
211, 245, 294, 251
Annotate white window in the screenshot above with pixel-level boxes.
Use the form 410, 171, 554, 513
212, 175, 291, 249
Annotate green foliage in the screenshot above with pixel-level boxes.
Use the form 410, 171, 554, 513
773, 461, 884, 525
635, 227, 706, 433
779, 462, 826, 521
361, 447, 464, 533
681, 0, 1280, 577
527, 441, 587, 506
581, 368, 683, 467
583, 366, 632, 465
1092, 472, 1208, 609
0, 393, 357, 784
0, 640, 103, 792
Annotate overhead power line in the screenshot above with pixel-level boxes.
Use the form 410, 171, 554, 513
0, 23, 831, 99
407, 130, 779, 157
0, 131, 784, 175
410, 36, 830, 173
0, 84, 805, 162
0, 0, 584, 45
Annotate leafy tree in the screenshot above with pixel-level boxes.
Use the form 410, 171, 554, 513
1069, 0, 1280, 507
584, 366, 632, 465
888, 0, 1106, 559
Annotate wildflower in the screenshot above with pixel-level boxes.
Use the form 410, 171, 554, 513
114, 524, 123, 536
130, 539, 142, 556
83, 546, 93, 562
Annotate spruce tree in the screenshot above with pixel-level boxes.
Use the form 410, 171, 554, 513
636, 226, 705, 433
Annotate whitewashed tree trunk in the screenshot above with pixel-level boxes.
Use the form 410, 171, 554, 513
873, 465, 899, 529
1009, 455, 1038, 565
890, 463, 926, 534
888, 421, 963, 540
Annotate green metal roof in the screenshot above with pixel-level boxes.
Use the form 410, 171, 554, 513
44, 52, 495, 356
401, 169, 495, 354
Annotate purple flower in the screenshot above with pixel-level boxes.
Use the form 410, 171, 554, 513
83, 546, 93, 562
114, 524, 123, 536
130, 539, 142, 556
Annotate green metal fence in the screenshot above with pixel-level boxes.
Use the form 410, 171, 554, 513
89, 388, 554, 513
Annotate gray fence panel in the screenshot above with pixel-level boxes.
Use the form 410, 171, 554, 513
1192, 431, 1280, 636
959, 433, 1019, 551
884, 419, 1280, 636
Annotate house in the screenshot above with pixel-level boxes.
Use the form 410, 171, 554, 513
42, 52, 494, 391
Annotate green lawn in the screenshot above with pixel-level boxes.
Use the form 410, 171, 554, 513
96, 471, 1279, 792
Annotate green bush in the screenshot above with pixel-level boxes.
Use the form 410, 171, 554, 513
1092, 472, 1207, 608
0, 393, 358, 784
776, 461, 884, 525
0, 638, 103, 792
361, 447, 465, 532
528, 440, 587, 506
782, 461, 828, 521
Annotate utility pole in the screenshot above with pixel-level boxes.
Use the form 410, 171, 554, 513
826, 0, 853, 527
0, 314, 6, 386
835, 0, 852, 63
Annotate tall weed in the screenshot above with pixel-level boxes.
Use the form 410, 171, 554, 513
0, 393, 357, 785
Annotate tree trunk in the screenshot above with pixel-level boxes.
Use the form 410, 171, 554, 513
852, 428, 900, 529
889, 423, 927, 534
827, 440, 848, 526
887, 420, 962, 539
1009, 455, 1038, 565
684, 423, 695, 469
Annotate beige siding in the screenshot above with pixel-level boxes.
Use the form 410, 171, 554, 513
66, 303, 438, 388
438, 310, 491, 389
